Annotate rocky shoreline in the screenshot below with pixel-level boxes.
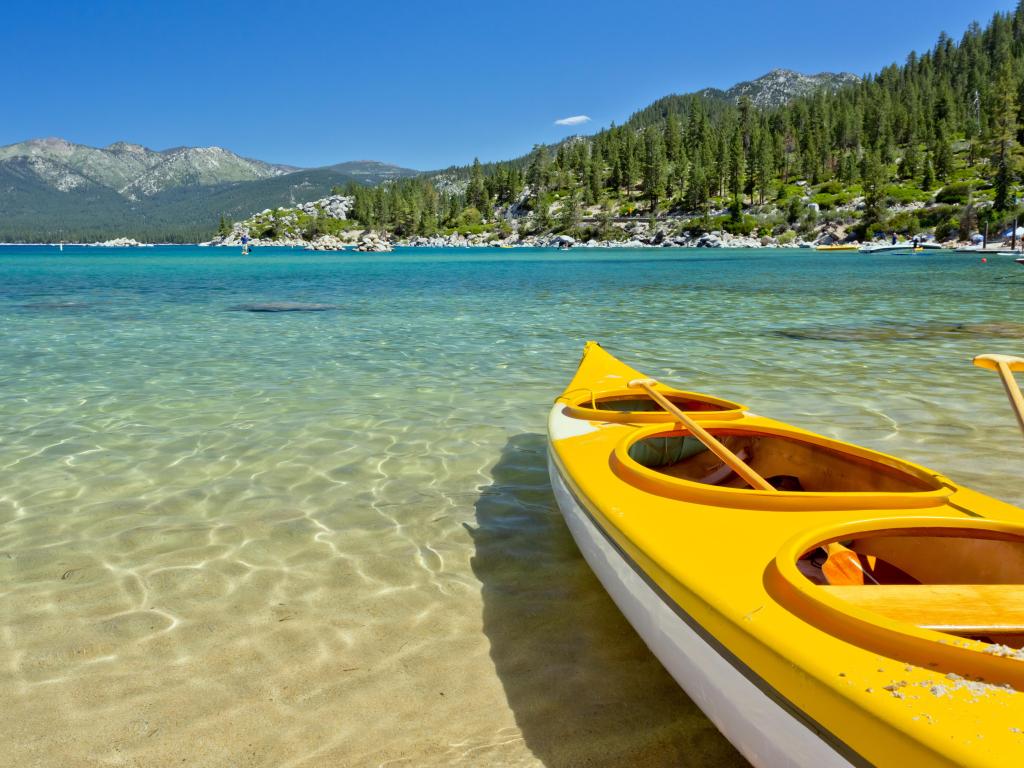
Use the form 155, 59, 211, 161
201, 193, 969, 251
205, 226, 964, 251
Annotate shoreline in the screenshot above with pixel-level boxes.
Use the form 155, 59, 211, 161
0, 239, 983, 251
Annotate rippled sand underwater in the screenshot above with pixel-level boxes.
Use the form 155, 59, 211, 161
2, 246, 1022, 767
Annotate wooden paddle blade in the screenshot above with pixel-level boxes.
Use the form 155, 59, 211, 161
974, 354, 1024, 373
821, 542, 882, 586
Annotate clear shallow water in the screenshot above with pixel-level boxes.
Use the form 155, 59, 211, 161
1, 245, 1022, 766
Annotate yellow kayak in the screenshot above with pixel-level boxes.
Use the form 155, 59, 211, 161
815, 244, 859, 251
548, 342, 1024, 767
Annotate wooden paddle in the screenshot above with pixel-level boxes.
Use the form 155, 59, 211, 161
973, 354, 1024, 436
822, 542, 881, 586
628, 378, 775, 492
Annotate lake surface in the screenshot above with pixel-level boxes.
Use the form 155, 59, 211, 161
2, 245, 1022, 767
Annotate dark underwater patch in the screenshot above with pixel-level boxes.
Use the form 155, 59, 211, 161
229, 302, 338, 312
775, 321, 1024, 342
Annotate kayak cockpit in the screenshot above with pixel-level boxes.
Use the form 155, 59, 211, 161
773, 519, 1024, 688
613, 424, 950, 510
560, 387, 747, 424
629, 432, 935, 493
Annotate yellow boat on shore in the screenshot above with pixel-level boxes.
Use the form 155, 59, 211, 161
548, 342, 1024, 767
815, 244, 859, 251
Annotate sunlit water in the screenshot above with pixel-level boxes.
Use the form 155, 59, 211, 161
1, 245, 1022, 767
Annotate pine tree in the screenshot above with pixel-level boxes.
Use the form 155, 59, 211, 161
902, 136, 920, 181
664, 113, 683, 164
586, 157, 602, 205
932, 130, 953, 181
642, 130, 667, 212
921, 153, 935, 191
992, 56, 1019, 210
686, 157, 707, 214
558, 192, 580, 232
526, 145, 550, 196
467, 158, 489, 216
753, 132, 773, 205
729, 125, 746, 208
862, 151, 888, 235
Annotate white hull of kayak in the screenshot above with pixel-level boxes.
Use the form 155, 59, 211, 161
547, 445, 854, 767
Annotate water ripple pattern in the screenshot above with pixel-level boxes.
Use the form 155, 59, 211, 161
1, 245, 1022, 766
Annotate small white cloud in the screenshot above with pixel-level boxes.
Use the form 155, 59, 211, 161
554, 115, 591, 127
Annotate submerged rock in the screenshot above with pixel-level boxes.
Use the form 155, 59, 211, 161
229, 302, 338, 312
775, 320, 1024, 342
20, 301, 90, 310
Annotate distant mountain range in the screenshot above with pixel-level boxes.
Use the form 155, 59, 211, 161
0, 69, 859, 241
699, 68, 861, 109
0, 139, 418, 242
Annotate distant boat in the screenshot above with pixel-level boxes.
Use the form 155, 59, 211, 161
956, 244, 1022, 254
859, 242, 910, 253
859, 241, 942, 253
1016, 257, 1024, 266
814, 244, 858, 251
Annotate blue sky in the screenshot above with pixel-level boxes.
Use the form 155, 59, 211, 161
2, 0, 1014, 169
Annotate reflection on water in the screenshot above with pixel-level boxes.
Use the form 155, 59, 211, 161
0, 245, 1022, 765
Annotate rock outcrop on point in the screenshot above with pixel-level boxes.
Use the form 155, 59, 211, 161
356, 233, 392, 252
89, 237, 149, 247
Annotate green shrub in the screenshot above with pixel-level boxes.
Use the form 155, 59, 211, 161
936, 182, 973, 205
811, 192, 851, 210
917, 204, 957, 227
777, 230, 797, 245
935, 216, 961, 241
887, 211, 922, 234
723, 215, 756, 235
456, 206, 483, 228
786, 196, 804, 224
885, 184, 932, 205
597, 225, 630, 241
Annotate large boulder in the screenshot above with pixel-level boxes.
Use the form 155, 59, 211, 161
356, 233, 393, 252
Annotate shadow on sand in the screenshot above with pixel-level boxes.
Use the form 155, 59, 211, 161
469, 433, 747, 767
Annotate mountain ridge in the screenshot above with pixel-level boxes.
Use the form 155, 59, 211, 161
0, 138, 420, 242
709, 68, 862, 108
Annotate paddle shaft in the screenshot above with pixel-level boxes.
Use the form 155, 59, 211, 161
629, 379, 775, 492
995, 361, 1024, 436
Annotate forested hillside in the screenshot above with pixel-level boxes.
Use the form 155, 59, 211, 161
339, 4, 1024, 245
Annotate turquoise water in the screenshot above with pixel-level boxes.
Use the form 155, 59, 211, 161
2, 245, 1023, 766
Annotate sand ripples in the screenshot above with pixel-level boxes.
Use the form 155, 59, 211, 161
1, 246, 1022, 765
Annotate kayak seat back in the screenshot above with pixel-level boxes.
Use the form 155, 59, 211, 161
595, 395, 728, 413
